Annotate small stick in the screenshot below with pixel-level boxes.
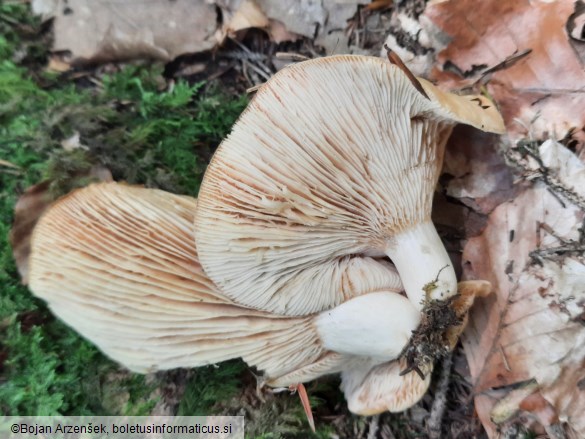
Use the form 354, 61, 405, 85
367, 414, 380, 439
427, 352, 453, 439
481, 49, 532, 76
246, 84, 263, 94
275, 52, 310, 61
0, 159, 20, 169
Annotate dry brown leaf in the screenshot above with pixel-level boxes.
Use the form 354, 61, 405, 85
9, 166, 112, 284
267, 20, 301, 44
217, 0, 325, 43
46, 56, 71, 73
424, 0, 585, 147
224, 0, 270, 35
460, 139, 585, 436
419, 1, 585, 434
219, 0, 302, 43
43, 0, 218, 63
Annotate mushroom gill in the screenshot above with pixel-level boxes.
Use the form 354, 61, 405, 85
27, 182, 413, 387
194, 54, 505, 315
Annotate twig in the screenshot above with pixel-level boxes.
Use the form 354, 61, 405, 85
243, 59, 271, 82
480, 49, 532, 76
222, 50, 267, 62
0, 159, 21, 169
500, 346, 511, 372
427, 353, 453, 439
504, 142, 585, 211
529, 221, 585, 264
380, 422, 398, 439
367, 415, 380, 439
275, 52, 310, 61
246, 84, 263, 94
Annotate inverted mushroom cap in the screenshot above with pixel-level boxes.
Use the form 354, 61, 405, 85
341, 280, 492, 415
342, 358, 432, 415
194, 54, 504, 315
27, 182, 487, 416
28, 182, 411, 387
28, 183, 319, 376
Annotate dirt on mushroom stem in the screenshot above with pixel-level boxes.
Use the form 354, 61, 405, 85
400, 293, 463, 380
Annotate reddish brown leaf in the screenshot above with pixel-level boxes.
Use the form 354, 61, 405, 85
425, 0, 585, 149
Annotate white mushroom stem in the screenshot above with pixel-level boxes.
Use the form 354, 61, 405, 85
315, 292, 420, 362
385, 220, 457, 310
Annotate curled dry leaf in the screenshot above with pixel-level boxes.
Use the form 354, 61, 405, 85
424, 0, 585, 149
461, 140, 585, 436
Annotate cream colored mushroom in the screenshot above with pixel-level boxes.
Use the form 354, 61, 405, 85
194, 54, 505, 316
28, 182, 420, 389
341, 280, 492, 414
27, 183, 492, 414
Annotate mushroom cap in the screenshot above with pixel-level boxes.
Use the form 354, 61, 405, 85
27, 182, 408, 388
340, 280, 492, 415
194, 54, 504, 316
342, 358, 432, 415
28, 183, 326, 378
27, 182, 485, 414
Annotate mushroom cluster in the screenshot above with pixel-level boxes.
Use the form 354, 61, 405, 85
27, 55, 504, 414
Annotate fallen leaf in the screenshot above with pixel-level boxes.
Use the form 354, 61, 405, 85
219, 0, 302, 43
46, 56, 71, 73
460, 140, 585, 436
267, 19, 301, 44
10, 181, 53, 285
43, 0, 218, 63
424, 0, 585, 148
363, 0, 392, 12
224, 0, 270, 36
519, 391, 559, 426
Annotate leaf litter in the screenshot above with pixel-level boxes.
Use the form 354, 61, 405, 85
420, 0, 585, 436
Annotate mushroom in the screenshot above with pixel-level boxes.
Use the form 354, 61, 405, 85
341, 280, 492, 414
193, 54, 505, 317
28, 182, 419, 388
28, 183, 492, 414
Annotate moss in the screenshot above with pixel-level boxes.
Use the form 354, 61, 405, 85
0, 3, 246, 417
178, 361, 249, 416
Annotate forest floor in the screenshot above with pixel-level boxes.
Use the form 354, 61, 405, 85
3, 1, 583, 438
